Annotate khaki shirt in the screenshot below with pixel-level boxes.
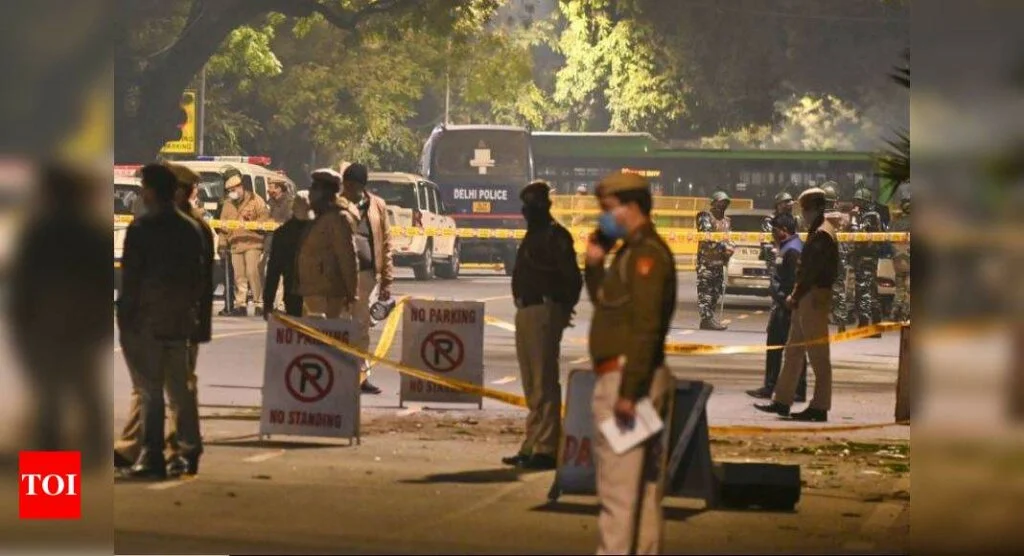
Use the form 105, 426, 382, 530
585, 223, 676, 401
218, 191, 270, 253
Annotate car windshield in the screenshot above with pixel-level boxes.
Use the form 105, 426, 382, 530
198, 172, 225, 203
368, 181, 418, 209
114, 183, 141, 215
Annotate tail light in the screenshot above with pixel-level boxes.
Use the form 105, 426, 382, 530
878, 278, 895, 287
413, 209, 423, 228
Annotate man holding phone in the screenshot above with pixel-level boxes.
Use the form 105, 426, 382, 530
585, 171, 676, 554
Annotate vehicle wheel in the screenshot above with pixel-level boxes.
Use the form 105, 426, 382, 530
436, 242, 460, 279
414, 243, 434, 281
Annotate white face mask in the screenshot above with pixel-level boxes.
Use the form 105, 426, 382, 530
228, 189, 241, 201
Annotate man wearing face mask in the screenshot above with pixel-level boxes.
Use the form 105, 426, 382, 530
338, 163, 392, 395
296, 169, 358, 318
696, 191, 734, 330
217, 167, 270, 317
747, 213, 808, 402
503, 181, 582, 470
585, 172, 676, 554
761, 191, 794, 278
755, 188, 838, 422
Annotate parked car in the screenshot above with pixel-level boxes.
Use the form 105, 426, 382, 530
724, 209, 774, 296
367, 172, 459, 280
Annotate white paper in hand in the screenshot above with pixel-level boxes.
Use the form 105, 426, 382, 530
599, 398, 664, 455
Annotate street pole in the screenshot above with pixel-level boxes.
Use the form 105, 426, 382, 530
198, 65, 207, 156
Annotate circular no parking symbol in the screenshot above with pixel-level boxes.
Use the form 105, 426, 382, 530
420, 330, 464, 373
285, 353, 334, 402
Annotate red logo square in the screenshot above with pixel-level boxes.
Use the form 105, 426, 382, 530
19, 451, 81, 520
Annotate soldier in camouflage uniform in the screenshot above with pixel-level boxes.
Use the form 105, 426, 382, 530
849, 187, 884, 329
761, 192, 795, 277
696, 191, 734, 330
889, 189, 911, 322
821, 182, 852, 331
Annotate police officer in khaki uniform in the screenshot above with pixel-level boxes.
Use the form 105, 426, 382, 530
585, 172, 676, 554
503, 181, 582, 470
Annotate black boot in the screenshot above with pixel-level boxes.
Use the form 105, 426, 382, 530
788, 407, 828, 422
360, 380, 382, 395
700, 319, 727, 331
754, 401, 791, 417
123, 451, 167, 481
166, 455, 200, 477
745, 387, 773, 400
501, 453, 530, 466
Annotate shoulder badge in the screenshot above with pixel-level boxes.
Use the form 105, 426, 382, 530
636, 256, 655, 277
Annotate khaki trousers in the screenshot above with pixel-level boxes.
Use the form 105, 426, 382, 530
231, 249, 264, 310
116, 343, 200, 462
514, 302, 569, 456
773, 287, 833, 410
341, 270, 377, 376
593, 366, 673, 555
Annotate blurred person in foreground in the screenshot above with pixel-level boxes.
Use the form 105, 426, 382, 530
263, 178, 294, 311
338, 163, 392, 395
747, 213, 808, 402
503, 180, 582, 470
218, 167, 269, 317
696, 191, 734, 330
7, 163, 110, 469
297, 168, 357, 318
756, 188, 838, 422
114, 164, 213, 477
264, 196, 312, 318
116, 163, 205, 479
585, 172, 676, 554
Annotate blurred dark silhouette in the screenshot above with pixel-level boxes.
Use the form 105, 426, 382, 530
5, 162, 111, 469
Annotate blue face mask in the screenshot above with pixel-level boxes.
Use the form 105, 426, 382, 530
598, 210, 626, 240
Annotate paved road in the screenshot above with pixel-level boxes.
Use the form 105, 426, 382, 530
106, 269, 909, 554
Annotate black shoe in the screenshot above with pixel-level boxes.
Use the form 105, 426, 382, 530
360, 380, 382, 395
166, 455, 200, 477
519, 453, 557, 470
501, 453, 530, 466
218, 307, 233, 317
700, 319, 727, 331
754, 401, 791, 417
114, 451, 133, 470
233, 306, 248, 317
254, 306, 264, 317
122, 460, 168, 481
787, 407, 828, 422
746, 387, 772, 400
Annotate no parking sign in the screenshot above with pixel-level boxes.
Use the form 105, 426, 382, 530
400, 299, 485, 407
261, 317, 361, 440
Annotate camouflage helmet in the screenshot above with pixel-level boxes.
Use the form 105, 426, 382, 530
853, 188, 874, 203
773, 191, 794, 205
710, 190, 731, 203
820, 181, 839, 202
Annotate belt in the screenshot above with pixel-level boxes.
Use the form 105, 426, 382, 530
515, 295, 550, 309
595, 357, 622, 375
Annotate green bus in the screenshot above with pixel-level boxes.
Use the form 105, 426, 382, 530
531, 132, 880, 208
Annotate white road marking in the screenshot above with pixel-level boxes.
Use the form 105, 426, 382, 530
243, 450, 285, 463
397, 406, 423, 416
737, 314, 749, 320
491, 376, 517, 385
721, 319, 733, 325
678, 329, 695, 336
480, 295, 512, 302
570, 356, 591, 365
754, 310, 765, 315
147, 476, 197, 490
484, 316, 517, 332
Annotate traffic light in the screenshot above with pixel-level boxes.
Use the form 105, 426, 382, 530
161, 90, 197, 155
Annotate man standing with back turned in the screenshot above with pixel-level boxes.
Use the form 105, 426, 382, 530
586, 172, 676, 554
755, 188, 838, 423
503, 180, 582, 470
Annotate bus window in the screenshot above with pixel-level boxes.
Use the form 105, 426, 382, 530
431, 130, 530, 180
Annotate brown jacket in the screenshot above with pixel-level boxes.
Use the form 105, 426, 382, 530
338, 193, 394, 288
218, 191, 269, 253
296, 209, 358, 301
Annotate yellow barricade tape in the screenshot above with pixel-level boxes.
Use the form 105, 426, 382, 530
665, 321, 907, 355
113, 215, 908, 243
361, 296, 407, 382
274, 313, 528, 409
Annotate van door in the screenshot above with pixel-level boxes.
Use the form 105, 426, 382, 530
429, 183, 455, 256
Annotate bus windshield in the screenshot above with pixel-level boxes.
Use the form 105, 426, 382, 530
431, 130, 530, 181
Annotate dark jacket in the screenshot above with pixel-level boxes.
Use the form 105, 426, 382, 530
190, 206, 216, 344
265, 217, 310, 309
792, 218, 838, 303
769, 234, 803, 305
117, 204, 205, 340
512, 218, 582, 309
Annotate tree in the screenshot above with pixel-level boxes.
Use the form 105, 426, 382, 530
115, 0, 492, 163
